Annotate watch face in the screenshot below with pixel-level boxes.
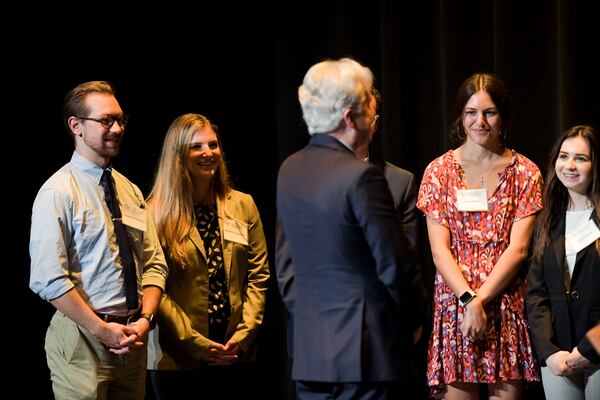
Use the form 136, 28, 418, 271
459, 291, 473, 303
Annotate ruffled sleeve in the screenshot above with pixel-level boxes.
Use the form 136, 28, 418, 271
417, 153, 451, 228
514, 155, 544, 221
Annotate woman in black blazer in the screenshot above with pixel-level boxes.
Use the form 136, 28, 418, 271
527, 125, 600, 399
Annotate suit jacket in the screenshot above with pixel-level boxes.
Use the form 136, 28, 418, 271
383, 162, 418, 248
276, 161, 419, 359
275, 134, 425, 382
527, 212, 600, 365
147, 190, 270, 370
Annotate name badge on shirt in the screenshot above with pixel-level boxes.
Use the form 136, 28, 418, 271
565, 219, 600, 254
223, 218, 248, 245
121, 204, 147, 232
456, 189, 489, 212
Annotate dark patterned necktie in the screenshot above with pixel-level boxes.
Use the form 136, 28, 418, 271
101, 169, 138, 310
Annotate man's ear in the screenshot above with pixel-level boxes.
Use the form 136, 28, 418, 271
67, 116, 82, 137
343, 108, 356, 129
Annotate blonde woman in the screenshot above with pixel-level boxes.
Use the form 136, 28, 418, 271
146, 113, 270, 399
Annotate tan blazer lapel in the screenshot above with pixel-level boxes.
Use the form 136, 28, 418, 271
189, 225, 207, 261
217, 193, 233, 282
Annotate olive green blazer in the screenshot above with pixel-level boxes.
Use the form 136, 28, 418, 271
147, 190, 270, 370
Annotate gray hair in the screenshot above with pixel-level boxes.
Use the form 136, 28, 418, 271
298, 58, 373, 135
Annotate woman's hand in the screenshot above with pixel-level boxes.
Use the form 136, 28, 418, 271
460, 297, 487, 341
201, 339, 241, 366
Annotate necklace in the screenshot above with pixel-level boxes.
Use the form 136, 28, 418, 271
478, 160, 496, 188
457, 146, 506, 188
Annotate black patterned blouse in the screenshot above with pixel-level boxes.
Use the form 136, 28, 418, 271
195, 205, 231, 342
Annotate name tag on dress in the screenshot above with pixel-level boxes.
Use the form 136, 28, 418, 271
566, 219, 600, 254
456, 189, 489, 212
223, 218, 249, 245
121, 204, 147, 232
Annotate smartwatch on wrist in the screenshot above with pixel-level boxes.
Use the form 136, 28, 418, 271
459, 290, 477, 307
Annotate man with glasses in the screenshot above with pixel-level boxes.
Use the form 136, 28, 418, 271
356, 87, 426, 398
357, 88, 419, 248
276, 58, 426, 399
29, 81, 168, 399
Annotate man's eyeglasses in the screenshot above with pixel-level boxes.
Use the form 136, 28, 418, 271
370, 114, 380, 129
76, 114, 129, 129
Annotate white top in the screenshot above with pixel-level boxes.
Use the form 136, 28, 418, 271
565, 208, 593, 277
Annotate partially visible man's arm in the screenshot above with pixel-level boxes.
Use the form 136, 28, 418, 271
275, 219, 295, 315
354, 166, 426, 328
586, 325, 600, 356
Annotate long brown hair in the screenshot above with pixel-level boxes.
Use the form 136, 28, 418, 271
147, 113, 232, 266
532, 125, 600, 262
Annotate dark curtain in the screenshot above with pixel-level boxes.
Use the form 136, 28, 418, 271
14, 1, 598, 398
277, 0, 599, 184
275, 1, 597, 399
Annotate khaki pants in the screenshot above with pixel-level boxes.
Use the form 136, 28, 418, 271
45, 311, 147, 400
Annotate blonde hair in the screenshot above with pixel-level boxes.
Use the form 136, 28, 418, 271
147, 113, 231, 265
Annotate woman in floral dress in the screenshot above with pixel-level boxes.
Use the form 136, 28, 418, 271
417, 73, 542, 399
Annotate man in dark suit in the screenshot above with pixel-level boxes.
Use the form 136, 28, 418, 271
276, 57, 426, 399
355, 87, 418, 249
354, 89, 430, 399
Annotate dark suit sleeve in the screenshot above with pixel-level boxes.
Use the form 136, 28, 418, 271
383, 163, 418, 248
578, 325, 600, 363
576, 243, 600, 363
585, 325, 600, 359
275, 218, 295, 315
275, 218, 295, 357
352, 166, 426, 327
526, 255, 559, 365
401, 172, 418, 249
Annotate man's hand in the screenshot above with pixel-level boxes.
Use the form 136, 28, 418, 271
546, 351, 577, 376
565, 346, 591, 370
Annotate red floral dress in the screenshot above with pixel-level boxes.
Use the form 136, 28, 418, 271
417, 150, 542, 396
